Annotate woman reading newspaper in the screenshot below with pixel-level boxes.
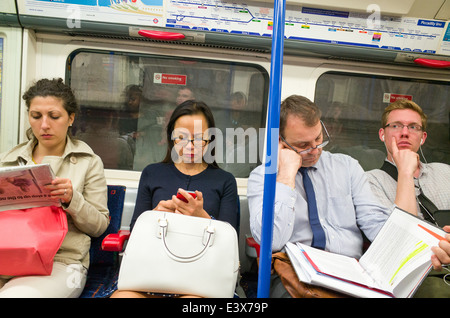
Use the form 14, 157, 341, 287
0, 78, 109, 297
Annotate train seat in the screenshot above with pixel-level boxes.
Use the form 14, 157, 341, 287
80, 185, 127, 298
237, 195, 259, 298
119, 187, 138, 232
238, 195, 254, 273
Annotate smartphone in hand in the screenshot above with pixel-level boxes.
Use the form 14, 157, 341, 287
176, 190, 196, 203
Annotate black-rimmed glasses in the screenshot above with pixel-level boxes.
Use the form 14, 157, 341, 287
280, 120, 331, 155
173, 136, 209, 147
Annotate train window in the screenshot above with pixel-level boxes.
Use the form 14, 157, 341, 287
315, 72, 450, 171
67, 50, 268, 177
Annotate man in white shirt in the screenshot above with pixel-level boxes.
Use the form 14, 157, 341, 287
248, 95, 450, 297
249, 95, 389, 259
366, 100, 450, 297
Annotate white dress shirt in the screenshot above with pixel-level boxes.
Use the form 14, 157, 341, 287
366, 160, 450, 220
248, 151, 390, 259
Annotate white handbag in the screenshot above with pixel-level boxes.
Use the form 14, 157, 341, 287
117, 210, 240, 298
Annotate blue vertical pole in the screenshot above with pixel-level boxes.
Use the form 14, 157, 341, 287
257, 0, 286, 298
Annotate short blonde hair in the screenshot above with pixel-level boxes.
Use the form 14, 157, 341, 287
381, 100, 427, 131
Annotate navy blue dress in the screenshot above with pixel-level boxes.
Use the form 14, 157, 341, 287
130, 163, 239, 231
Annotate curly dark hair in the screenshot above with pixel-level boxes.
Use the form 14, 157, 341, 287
23, 78, 78, 116
23, 78, 78, 140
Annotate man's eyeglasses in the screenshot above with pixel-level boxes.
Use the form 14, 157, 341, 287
280, 120, 331, 155
384, 122, 423, 133
173, 136, 209, 147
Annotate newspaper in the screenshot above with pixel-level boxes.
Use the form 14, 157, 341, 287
0, 164, 61, 212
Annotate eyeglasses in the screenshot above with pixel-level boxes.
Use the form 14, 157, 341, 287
173, 136, 209, 147
280, 120, 331, 155
384, 122, 423, 133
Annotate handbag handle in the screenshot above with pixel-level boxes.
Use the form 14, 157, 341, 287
158, 217, 215, 263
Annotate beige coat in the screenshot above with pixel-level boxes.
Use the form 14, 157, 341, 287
0, 137, 110, 269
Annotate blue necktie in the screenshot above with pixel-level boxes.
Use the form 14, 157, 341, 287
300, 167, 326, 250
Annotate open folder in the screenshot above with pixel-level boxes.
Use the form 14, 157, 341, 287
286, 207, 447, 298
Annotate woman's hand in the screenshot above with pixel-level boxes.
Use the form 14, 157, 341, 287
172, 189, 211, 219
45, 177, 73, 205
154, 199, 176, 212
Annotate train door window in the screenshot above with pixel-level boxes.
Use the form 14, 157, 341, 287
315, 72, 450, 171
67, 50, 268, 177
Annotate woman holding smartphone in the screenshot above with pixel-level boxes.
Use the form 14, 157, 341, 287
128, 99, 238, 231
111, 100, 239, 298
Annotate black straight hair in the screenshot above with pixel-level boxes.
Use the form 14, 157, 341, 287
162, 100, 219, 168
